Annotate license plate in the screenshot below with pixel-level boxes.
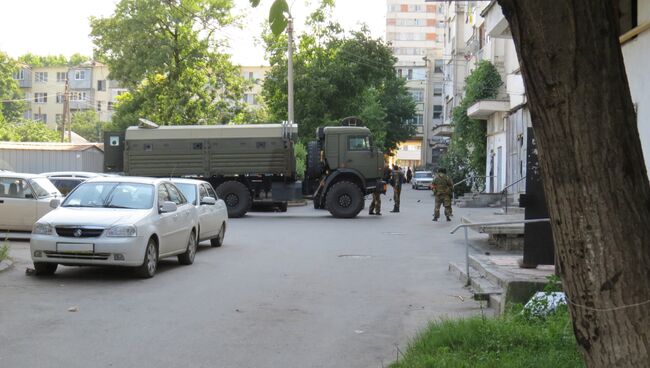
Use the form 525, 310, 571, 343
57, 243, 94, 253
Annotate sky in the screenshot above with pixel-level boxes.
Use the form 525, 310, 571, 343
0, 0, 386, 66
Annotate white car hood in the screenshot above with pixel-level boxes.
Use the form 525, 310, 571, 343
39, 207, 151, 227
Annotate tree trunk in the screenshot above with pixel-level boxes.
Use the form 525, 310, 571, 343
496, 0, 650, 366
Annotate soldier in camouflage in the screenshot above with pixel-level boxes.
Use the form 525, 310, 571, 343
369, 181, 384, 215
431, 168, 454, 221
390, 165, 405, 213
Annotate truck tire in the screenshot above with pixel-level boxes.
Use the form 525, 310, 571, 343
216, 181, 252, 218
325, 181, 364, 218
306, 141, 322, 179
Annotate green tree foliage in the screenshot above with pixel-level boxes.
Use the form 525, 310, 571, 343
71, 111, 107, 142
0, 52, 27, 122
91, 0, 246, 128
0, 119, 60, 142
294, 141, 306, 180
17, 53, 90, 67
441, 60, 502, 192
261, 3, 415, 152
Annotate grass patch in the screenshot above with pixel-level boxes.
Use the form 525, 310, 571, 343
0, 241, 9, 262
390, 307, 583, 368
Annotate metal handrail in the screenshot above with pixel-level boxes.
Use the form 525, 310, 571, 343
450, 218, 551, 286
452, 175, 495, 202
500, 176, 527, 214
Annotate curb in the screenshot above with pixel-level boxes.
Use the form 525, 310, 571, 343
0, 259, 14, 274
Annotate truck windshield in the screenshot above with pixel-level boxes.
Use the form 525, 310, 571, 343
63, 182, 154, 209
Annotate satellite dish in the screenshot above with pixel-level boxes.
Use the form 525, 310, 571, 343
138, 118, 159, 129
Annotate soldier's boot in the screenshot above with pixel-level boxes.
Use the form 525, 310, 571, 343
376, 212, 382, 216
446, 216, 452, 221
390, 206, 399, 213
432, 217, 438, 222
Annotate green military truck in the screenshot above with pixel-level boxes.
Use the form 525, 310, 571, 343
104, 119, 385, 218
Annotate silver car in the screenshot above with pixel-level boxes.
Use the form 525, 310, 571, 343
171, 178, 228, 247
0, 173, 62, 232
412, 171, 433, 190
30, 177, 199, 278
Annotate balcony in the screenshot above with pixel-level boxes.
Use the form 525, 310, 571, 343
431, 124, 453, 137
483, 2, 511, 39
467, 100, 510, 119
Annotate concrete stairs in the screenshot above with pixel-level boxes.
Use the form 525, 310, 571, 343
454, 192, 503, 208
449, 254, 554, 315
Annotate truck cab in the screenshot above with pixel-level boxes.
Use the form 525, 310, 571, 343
305, 122, 386, 218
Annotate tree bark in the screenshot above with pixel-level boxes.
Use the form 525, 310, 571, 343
496, 0, 650, 366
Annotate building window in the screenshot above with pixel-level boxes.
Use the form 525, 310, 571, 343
13, 69, 24, 80
434, 60, 444, 73
433, 105, 443, 119
407, 69, 413, 80
56, 114, 63, 124
56, 93, 64, 104
248, 72, 254, 80
397, 69, 403, 78
57, 72, 67, 82
34, 93, 47, 104
74, 70, 86, 80
33, 113, 47, 123
72, 92, 87, 101
108, 102, 114, 111
35, 72, 48, 83
97, 80, 106, 91
434, 87, 443, 96
410, 89, 424, 103
97, 101, 102, 111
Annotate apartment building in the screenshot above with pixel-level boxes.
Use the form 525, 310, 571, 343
13, 61, 127, 130
621, 0, 650, 175
239, 65, 270, 108
386, 0, 446, 169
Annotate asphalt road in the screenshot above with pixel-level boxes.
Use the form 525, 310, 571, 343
0, 187, 493, 368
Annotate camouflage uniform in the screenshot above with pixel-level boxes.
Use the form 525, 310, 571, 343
369, 182, 383, 215
390, 167, 405, 212
432, 172, 454, 220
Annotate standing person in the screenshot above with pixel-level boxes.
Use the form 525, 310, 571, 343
369, 179, 385, 215
390, 164, 405, 213
431, 167, 454, 221
406, 167, 413, 183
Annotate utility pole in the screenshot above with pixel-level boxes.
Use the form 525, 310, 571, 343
61, 77, 69, 142
287, 15, 295, 136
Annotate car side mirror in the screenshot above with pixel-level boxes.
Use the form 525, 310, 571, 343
200, 196, 216, 205
49, 198, 61, 208
159, 201, 177, 213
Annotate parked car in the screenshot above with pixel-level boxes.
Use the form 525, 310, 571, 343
0, 173, 62, 232
171, 178, 228, 247
30, 177, 199, 278
412, 171, 433, 190
41, 171, 107, 196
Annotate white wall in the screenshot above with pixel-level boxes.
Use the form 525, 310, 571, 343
622, 1, 650, 175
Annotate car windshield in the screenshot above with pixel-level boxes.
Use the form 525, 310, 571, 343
62, 182, 154, 209
174, 183, 197, 205
29, 177, 61, 198
414, 172, 432, 178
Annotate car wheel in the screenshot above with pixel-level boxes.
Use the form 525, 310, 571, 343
178, 231, 197, 265
34, 262, 57, 276
210, 223, 225, 247
216, 181, 252, 218
325, 181, 364, 218
135, 238, 158, 278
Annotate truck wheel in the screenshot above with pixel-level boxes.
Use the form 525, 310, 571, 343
325, 181, 364, 218
216, 181, 252, 218
306, 141, 322, 178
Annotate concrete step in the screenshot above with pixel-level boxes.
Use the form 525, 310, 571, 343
449, 261, 504, 314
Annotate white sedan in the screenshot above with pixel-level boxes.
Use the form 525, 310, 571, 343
0, 172, 62, 232
30, 177, 199, 278
171, 178, 228, 247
